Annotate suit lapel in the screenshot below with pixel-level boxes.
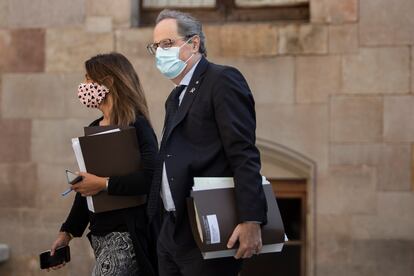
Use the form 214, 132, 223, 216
163, 57, 209, 142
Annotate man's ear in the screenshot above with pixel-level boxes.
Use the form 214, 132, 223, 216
190, 35, 200, 53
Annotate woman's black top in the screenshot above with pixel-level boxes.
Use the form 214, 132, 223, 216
60, 115, 158, 236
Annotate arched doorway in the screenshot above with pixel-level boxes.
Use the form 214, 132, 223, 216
241, 138, 317, 276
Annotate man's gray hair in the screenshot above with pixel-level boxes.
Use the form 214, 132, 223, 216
156, 9, 207, 57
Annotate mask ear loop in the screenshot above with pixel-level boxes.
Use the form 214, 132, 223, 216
181, 36, 196, 63
185, 53, 194, 63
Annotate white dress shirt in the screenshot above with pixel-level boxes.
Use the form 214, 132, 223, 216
161, 59, 201, 211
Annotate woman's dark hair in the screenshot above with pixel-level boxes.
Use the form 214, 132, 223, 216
85, 52, 150, 126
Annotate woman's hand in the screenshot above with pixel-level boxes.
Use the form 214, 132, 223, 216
71, 172, 107, 196
47, 232, 72, 272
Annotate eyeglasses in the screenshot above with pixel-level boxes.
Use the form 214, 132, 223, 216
146, 36, 195, 55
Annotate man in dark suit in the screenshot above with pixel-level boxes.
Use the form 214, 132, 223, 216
146, 9, 268, 276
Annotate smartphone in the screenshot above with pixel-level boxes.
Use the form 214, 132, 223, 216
62, 170, 84, 196
65, 170, 83, 185
39, 245, 70, 269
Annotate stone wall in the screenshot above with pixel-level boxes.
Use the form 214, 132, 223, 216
0, 0, 413, 275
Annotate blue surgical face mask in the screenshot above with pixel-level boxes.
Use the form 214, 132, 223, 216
155, 38, 194, 79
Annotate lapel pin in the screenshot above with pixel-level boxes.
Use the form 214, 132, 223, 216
196, 80, 199, 84
189, 87, 196, 93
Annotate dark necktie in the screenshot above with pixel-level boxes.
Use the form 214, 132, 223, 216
162, 85, 186, 140
147, 85, 186, 220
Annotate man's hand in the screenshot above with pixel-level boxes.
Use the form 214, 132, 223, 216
71, 172, 107, 196
227, 222, 262, 259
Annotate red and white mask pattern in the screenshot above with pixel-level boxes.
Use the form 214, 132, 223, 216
77, 82, 109, 108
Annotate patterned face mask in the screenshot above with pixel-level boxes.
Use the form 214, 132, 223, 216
77, 82, 110, 108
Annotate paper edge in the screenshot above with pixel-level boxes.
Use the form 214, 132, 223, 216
193, 176, 270, 191
71, 137, 94, 212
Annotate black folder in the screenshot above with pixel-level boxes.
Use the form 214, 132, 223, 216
187, 177, 286, 259
72, 126, 146, 213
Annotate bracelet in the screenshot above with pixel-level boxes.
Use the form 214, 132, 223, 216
105, 178, 109, 191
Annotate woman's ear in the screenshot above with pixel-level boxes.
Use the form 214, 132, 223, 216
101, 76, 114, 88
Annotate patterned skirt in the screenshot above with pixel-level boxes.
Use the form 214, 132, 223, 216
90, 232, 139, 276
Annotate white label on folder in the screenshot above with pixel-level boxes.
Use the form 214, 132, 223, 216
206, 214, 220, 244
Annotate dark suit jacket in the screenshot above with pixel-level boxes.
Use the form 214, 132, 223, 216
149, 57, 267, 249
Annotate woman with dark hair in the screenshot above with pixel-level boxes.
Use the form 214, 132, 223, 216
48, 52, 158, 276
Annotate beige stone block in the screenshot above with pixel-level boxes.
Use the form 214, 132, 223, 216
0, 29, 45, 73
18, 210, 86, 270
148, 102, 165, 140
215, 56, 295, 105
379, 144, 412, 191
350, 240, 414, 276
32, 208, 69, 229
67, 238, 95, 275
115, 28, 154, 58
31, 119, 92, 164
316, 174, 341, 214
129, 56, 174, 103
278, 24, 328, 55
85, 16, 112, 33
0, 208, 22, 253
329, 24, 359, 54
296, 55, 341, 103
352, 192, 414, 240
360, 0, 414, 46
317, 264, 369, 276
412, 145, 414, 191
86, 0, 130, 28
0, 208, 94, 274
0, 119, 31, 162
330, 96, 383, 142
256, 103, 329, 170
46, 28, 114, 73
0, 75, 2, 115
412, 46, 414, 94
0, 0, 8, 27
123, 54, 172, 137
116, 33, 171, 128
0, 163, 37, 208
342, 47, 410, 94
2, 73, 99, 119
330, 143, 412, 191
2, 73, 65, 118
318, 166, 377, 214
311, 0, 358, 24
8, 0, 85, 28
0, 254, 69, 276
36, 163, 78, 209
205, 24, 278, 57
316, 215, 352, 265
20, 213, 63, 253
330, 143, 383, 166
384, 96, 414, 142
315, 174, 336, 214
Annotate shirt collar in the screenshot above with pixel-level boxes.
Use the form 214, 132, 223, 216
179, 58, 201, 87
